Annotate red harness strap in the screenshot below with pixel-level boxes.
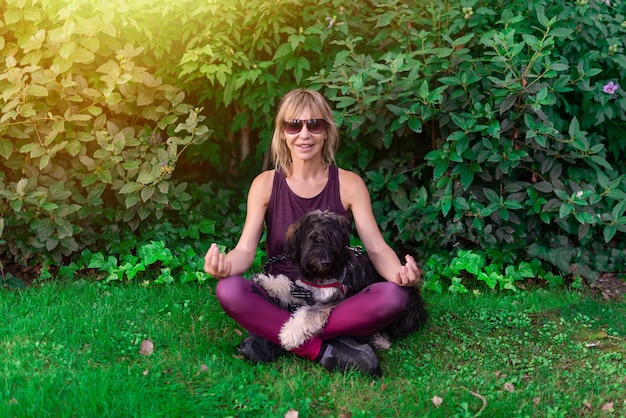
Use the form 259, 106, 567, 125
299, 265, 350, 295
298, 278, 349, 295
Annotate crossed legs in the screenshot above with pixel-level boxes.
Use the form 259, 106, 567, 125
215, 275, 409, 361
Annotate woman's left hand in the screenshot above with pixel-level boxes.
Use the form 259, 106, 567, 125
395, 255, 421, 287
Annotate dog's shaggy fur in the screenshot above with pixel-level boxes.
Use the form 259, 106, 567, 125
252, 210, 428, 350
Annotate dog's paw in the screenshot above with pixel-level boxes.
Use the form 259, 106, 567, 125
250, 273, 271, 287
279, 306, 333, 350
279, 317, 311, 350
369, 332, 392, 350
252, 274, 296, 307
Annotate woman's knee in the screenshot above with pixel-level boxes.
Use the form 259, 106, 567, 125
370, 281, 410, 314
215, 275, 248, 308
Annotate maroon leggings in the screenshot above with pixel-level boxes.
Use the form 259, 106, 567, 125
215, 275, 409, 361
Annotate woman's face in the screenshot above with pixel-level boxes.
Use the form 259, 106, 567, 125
283, 108, 326, 163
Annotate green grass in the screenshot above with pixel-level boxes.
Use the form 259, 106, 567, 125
1, 280, 624, 417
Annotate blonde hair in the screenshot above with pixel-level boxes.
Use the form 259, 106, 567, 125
271, 88, 339, 176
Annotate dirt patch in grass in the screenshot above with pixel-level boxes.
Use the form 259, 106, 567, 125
1, 262, 41, 288
589, 272, 626, 300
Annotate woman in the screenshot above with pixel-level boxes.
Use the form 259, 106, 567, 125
204, 88, 420, 375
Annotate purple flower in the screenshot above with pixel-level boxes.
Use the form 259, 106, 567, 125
603, 81, 620, 94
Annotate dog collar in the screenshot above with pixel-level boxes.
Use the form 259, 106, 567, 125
299, 267, 349, 295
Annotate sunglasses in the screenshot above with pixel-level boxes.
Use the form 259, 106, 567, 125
283, 119, 327, 135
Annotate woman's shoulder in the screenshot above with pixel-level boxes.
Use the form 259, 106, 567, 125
337, 167, 366, 187
253, 168, 276, 182
337, 167, 369, 209
248, 170, 275, 205
250, 169, 276, 192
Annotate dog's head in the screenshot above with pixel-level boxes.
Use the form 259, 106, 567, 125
284, 210, 352, 281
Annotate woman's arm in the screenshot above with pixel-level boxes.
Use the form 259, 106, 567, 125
339, 169, 420, 286
203, 170, 274, 279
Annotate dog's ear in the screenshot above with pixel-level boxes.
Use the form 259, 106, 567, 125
337, 214, 351, 235
284, 220, 301, 260
330, 214, 352, 248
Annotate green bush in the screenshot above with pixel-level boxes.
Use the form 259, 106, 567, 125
0, 1, 210, 269
2, 0, 625, 289
55, 182, 257, 285
176, 0, 354, 170
310, 0, 626, 284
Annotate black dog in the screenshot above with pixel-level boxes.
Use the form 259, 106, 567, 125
252, 210, 428, 350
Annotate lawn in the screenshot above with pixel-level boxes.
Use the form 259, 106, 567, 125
1, 280, 624, 417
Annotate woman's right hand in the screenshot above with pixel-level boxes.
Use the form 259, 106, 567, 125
204, 243, 232, 280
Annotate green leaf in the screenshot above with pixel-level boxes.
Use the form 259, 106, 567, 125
424, 149, 443, 161
559, 203, 573, 218
441, 197, 452, 217
119, 182, 143, 194
366, 170, 385, 185
334, 96, 356, 109
447, 131, 467, 142
550, 28, 574, 38
138, 241, 171, 265
0, 139, 13, 159
550, 63, 569, 72
55, 218, 74, 238
59, 41, 76, 59
578, 223, 590, 241
433, 159, 449, 179
477, 272, 497, 290
483, 187, 499, 203
590, 155, 612, 170
407, 117, 422, 133
49, 182, 71, 200
4, 8, 20, 25
37, 219, 55, 241
27, 85, 49, 97
568, 117, 581, 137
81, 173, 98, 187
459, 168, 474, 190
452, 196, 470, 211
499, 95, 517, 114
72, 47, 95, 64
554, 189, 569, 200
418, 81, 429, 99
517, 262, 535, 278
141, 185, 156, 202
16, 178, 28, 195
137, 171, 157, 185
121, 261, 146, 280
20, 143, 45, 158
376, 11, 395, 27
611, 200, 626, 219
96, 169, 112, 183
536, 6, 550, 28
452, 33, 474, 47
596, 170, 610, 188
603, 225, 617, 242
65, 140, 82, 157
574, 211, 594, 224
503, 200, 523, 210
124, 193, 140, 208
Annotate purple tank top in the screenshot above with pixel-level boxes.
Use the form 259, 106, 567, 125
265, 165, 350, 278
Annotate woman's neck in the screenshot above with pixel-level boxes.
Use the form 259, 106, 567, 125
284, 160, 330, 198
289, 159, 328, 181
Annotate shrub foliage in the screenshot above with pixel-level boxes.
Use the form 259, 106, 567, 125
1, 0, 625, 290
0, 1, 210, 273
310, 1, 626, 287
